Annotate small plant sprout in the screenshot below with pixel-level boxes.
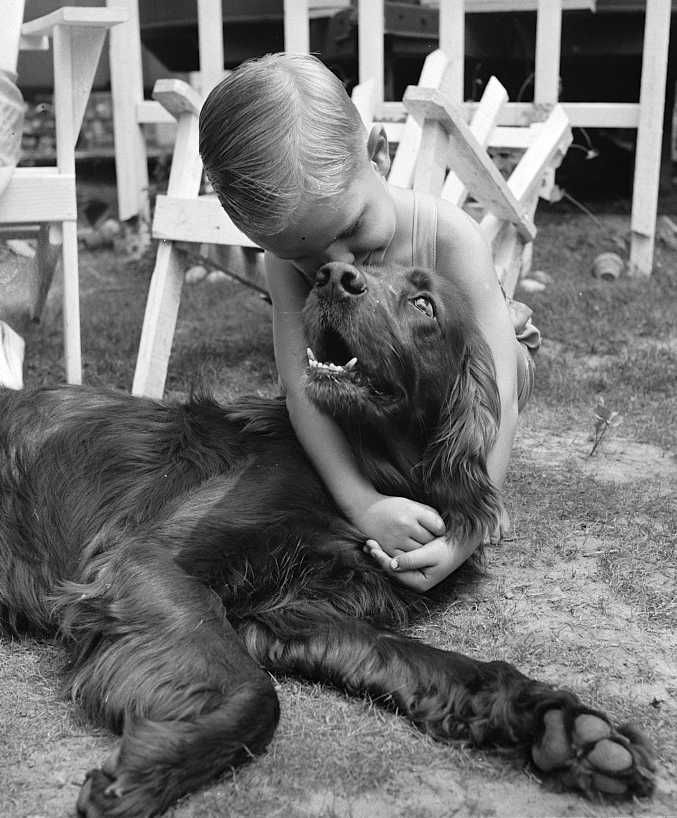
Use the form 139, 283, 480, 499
589, 397, 623, 456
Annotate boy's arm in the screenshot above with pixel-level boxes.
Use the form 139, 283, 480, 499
265, 252, 445, 552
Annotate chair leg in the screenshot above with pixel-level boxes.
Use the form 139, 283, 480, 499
132, 240, 185, 398
61, 220, 81, 384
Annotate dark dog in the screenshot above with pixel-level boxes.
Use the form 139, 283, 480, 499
0, 263, 653, 817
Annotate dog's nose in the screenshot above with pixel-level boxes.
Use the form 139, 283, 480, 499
315, 262, 367, 297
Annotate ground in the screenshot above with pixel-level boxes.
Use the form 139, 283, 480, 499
1, 199, 675, 818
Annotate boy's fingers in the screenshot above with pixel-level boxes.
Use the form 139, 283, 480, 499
364, 540, 396, 572
390, 544, 439, 572
417, 506, 446, 536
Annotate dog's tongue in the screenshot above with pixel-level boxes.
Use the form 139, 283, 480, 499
306, 347, 357, 373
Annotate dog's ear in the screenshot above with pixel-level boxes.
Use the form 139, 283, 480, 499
419, 330, 504, 541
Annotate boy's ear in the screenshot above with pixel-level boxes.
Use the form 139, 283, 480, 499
367, 125, 390, 177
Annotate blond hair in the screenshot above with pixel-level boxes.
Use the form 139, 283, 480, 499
199, 53, 366, 238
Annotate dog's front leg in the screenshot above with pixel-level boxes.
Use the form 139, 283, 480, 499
242, 616, 654, 800
57, 540, 279, 818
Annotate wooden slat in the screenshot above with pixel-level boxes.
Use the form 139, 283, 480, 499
442, 75, 508, 205
136, 100, 176, 125
0, 172, 76, 223
2, 1, 26, 74
389, 50, 449, 188
358, 0, 384, 103
404, 87, 536, 240
629, 0, 671, 276
351, 78, 377, 128
153, 196, 258, 247
153, 79, 203, 120
108, 0, 149, 221
22, 7, 127, 36
480, 105, 572, 244
196, 0, 224, 95
535, 0, 562, 104
132, 242, 186, 398
438, 2, 464, 104
379, 100, 641, 129
284, 0, 310, 52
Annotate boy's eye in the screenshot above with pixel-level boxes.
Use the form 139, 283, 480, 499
411, 295, 435, 319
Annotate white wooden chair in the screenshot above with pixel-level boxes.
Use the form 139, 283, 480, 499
132, 50, 571, 399
0, 4, 126, 385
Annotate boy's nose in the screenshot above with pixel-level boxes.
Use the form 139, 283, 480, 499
323, 243, 355, 264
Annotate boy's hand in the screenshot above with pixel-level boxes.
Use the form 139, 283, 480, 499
364, 534, 479, 592
353, 495, 445, 553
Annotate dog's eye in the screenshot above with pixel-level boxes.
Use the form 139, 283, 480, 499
411, 296, 435, 319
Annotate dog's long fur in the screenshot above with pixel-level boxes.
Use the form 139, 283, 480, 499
0, 263, 653, 817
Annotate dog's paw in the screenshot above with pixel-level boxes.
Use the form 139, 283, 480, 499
531, 708, 655, 798
76, 769, 119, 818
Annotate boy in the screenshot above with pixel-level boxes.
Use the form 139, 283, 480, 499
199, 53, 536, 591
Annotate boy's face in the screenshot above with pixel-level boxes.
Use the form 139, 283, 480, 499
255, 132, 395, 277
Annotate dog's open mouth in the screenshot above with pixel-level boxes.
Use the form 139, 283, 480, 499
306, 328, 358, 379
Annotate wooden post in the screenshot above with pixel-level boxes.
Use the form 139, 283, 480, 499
534, 0, 562, 103
358, 0, 384, 104
52, 24, 81, 384
107, 0, 150, 221
438, 0, 465, 104
0, 1, 25, 75
197, 0, 225, 95
629, 0, 671, 277
284, 0, 310, 53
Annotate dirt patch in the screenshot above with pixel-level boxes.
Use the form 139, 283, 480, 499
516, 430, 676, 486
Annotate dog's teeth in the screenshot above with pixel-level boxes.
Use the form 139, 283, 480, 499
344, 357, 358, 370
306, 347, 317, 363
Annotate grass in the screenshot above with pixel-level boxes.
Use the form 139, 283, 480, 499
2, 200, 676, 818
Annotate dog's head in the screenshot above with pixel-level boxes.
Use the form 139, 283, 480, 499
302, 262, 503, 539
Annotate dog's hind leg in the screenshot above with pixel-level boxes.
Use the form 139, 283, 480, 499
242, 615, 654, 800
58, 542, 279, 818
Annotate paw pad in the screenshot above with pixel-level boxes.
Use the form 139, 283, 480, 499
572, 713, 611, 744
586, 738, 633, 773
531, 709, 572, 771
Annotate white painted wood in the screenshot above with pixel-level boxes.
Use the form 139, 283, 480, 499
535, 0, 562, 104
107, 0, 149, 221
351, 78, 377, 128
197, 0, 224, 95
438, 1, 465, 104
153, 79, 203, 119
21, 6, 127, 35
61, 220, 82, 384
480, 105, 571, 244
454, 0, 594, 9
0, 172, 76, 222
153, 196, 258, 247
404, 87, 536, 240
136, 100, 176, 124
413, 121, 451, 195
66, 27, 109, 144
133, 101, 206, 397
499, 105, 571, 204
0, 1, 25, 74
358, 0, 384, 103
132, 242, 186, 398
442, 75, 508, 204
284, 0, 310, 52
379, 100, 641, 128
629, 0, 671, 276
389, 50, 450, 189
0, 320, 25, 390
